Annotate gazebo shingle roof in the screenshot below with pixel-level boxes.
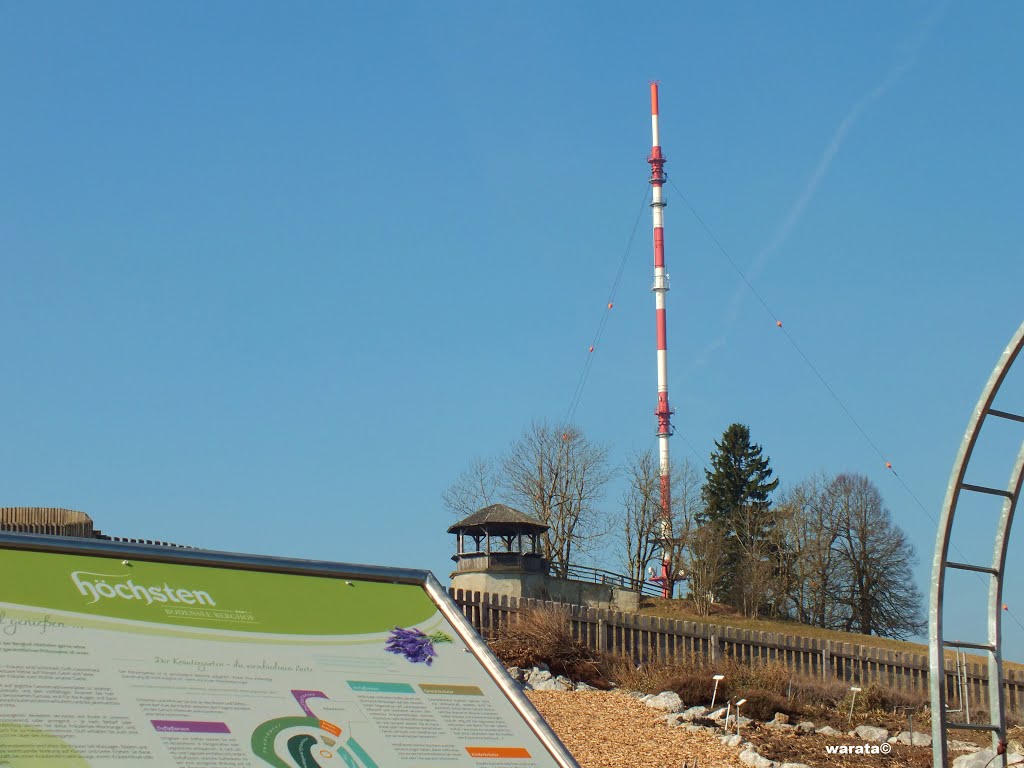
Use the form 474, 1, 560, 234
447, 504, 549, 535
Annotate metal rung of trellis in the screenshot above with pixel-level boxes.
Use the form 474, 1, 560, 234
931, 320, 1024, 768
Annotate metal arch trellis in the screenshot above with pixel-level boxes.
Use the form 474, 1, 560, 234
931, 321, 1024, 768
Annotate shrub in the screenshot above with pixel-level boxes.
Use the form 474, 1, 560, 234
489, 605, 607, 687
489, 607, 934, 725
675, 667, 731, 706
725, 658, 791, 693
736, 689, 798, 721
787, 677, 851, 711
602, 654, 809, 714
605, 655, 731, 705
859, 683, 927, 713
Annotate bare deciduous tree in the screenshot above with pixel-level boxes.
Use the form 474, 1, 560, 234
619, 452, 704, 592
775, 474, 845, 628
831, 473, 925, 639
773, 472, 924, 639
502, 422, 612, 576
620, 450, 661, 586
441, 457, 499, 518
685, 523, 729, 616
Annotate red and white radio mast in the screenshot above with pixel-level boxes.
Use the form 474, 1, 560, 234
648, 82, 675, 599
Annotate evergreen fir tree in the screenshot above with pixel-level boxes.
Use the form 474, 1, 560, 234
700, 423, 780, 612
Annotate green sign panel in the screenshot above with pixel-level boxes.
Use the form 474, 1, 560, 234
0, 538, 576, 768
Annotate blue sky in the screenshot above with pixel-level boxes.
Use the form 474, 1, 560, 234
2, 2, 1022, 654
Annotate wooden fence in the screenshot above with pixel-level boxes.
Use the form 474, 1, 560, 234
449, 588, 1024, 714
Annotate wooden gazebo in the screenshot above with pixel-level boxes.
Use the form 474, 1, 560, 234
448, 504, 548, 574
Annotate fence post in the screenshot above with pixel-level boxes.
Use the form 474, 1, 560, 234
454, 588, 954, 703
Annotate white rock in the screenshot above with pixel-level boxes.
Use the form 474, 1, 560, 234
771, 712, 790, 724
954, 751, 993, 768
531, 674, 573, 691
725, 715, 753, 728
525, 668, 552, 687
532, 675, 573, 696
738, 748, 774, 768
506, 666, 526, 682
780, 763, 812, 768
951, 750, 1024, 768
681, 705, 710, 722
708, 707, 728, 720
815, 725, 842, 736
949, 739, 982, 753
853, 725, 889, 743
765, 721, 794, 731
574, 681, 598, 692
892, 730, 931, 747
795, 721, 815, 734
953, 752, 988, 768
724, 734, 744, 748
685, 724, 716, 734
644, 691, 683, 712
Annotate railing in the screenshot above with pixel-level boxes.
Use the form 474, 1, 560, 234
551, 563, 662, 597
448, 588, 1024, 714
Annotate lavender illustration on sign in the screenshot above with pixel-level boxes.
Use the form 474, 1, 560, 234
385, 627, 441, 665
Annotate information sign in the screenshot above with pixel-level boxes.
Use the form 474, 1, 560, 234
0, 533, 579, 767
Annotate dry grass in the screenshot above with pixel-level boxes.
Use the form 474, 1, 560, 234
638, 596, 1024, 668
604, 653, 898, 723
490, 605, 931, 721
493, 601, 997, 753
495, 608, 1007, 768
489, 604, 608, 687
638, 596, 926, 652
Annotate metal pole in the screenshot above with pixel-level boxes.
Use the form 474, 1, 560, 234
711, 675, 724, 711
962, 650, 971, 724
647, 82, 674, 600
930, 321, 1024, 768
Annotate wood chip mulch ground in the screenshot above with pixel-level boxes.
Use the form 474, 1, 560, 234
745, 725, 932, 768
527, 690, 965, 767
526, 690, 746, 768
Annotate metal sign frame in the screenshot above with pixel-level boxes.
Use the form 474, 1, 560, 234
0, 530, 580, 768
930, 321, 1024, 768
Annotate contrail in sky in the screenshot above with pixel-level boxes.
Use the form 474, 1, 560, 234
750, 61, 910, 279
680, 3, 946, 380
746, 3, 945, 284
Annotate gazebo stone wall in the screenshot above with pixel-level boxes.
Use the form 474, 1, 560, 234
448, 504, 639, 611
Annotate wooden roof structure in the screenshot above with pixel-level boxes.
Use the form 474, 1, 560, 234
447, 504, 549, 537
